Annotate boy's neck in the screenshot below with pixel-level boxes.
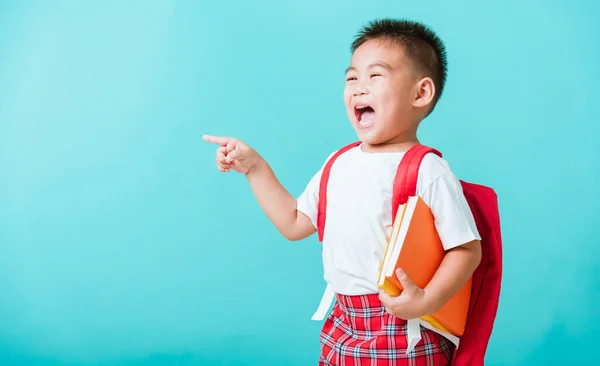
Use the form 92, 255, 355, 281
361, 131, 420, 153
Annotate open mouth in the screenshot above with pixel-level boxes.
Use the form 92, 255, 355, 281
354, 104, 375, 128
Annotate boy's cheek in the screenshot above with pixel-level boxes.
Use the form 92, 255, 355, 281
342, 91, 352, 104
343, 103, 354, 119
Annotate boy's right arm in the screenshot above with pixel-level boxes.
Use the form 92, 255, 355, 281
245, 159, 316, 241
203, 134, 315, 241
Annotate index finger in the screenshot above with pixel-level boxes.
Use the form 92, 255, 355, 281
203, 134, 232, 145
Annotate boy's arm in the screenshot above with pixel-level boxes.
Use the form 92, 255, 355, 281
204, 134, 316, 242
246, 159, 316, 241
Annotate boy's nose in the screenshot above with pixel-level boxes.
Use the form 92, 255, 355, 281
353, 85, 368, 96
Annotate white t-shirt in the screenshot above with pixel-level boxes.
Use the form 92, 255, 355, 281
297, 143, 481, 296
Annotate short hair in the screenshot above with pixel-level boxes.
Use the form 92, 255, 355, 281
351, 18, 448, 114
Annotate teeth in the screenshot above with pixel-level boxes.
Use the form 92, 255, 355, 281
356, 105, 367, 109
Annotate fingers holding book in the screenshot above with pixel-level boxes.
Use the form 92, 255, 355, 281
379, 268, 430, 320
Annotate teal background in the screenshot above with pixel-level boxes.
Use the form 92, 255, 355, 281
0, 0, 598, 365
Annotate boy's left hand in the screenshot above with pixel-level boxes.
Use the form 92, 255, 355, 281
379, 268, 431, 320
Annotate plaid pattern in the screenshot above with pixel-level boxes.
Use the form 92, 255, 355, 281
319, 293, 454, 366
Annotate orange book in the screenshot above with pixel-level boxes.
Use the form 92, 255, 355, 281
377, 195, 472, 337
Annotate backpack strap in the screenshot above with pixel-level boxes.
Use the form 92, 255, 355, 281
390, 144, 444, 354
317, 141, 362, 242
311, 141, 361, 321
391, 144, 442, 218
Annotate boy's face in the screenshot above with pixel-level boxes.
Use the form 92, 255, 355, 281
343, 39, 424, 147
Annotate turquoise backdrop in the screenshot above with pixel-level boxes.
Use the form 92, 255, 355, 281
1, 1, 598, 365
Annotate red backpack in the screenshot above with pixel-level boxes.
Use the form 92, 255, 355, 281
316, 142, 502, 366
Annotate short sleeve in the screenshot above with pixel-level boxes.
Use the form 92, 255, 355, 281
421, 172, 481, 251
296, 153, 335, 229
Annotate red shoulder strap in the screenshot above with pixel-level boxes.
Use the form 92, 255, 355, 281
317, 141, 361, 242
391, 144, 442, 221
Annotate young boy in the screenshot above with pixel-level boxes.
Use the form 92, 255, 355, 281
204, 18, 481, 365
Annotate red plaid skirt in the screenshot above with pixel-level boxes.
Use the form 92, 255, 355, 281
319, 293, 454, 366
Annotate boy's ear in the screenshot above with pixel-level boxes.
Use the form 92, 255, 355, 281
413, 77, 435, 109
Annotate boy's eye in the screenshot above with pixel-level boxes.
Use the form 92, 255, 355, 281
346, 76, 357, 82
371, 74, 382, 78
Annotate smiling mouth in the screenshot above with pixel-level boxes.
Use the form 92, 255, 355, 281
354, 105, 375, 127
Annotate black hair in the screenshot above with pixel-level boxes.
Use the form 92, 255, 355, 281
351, 18, 448, 114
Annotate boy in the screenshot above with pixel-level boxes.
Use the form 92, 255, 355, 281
204, 18, 481, 365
